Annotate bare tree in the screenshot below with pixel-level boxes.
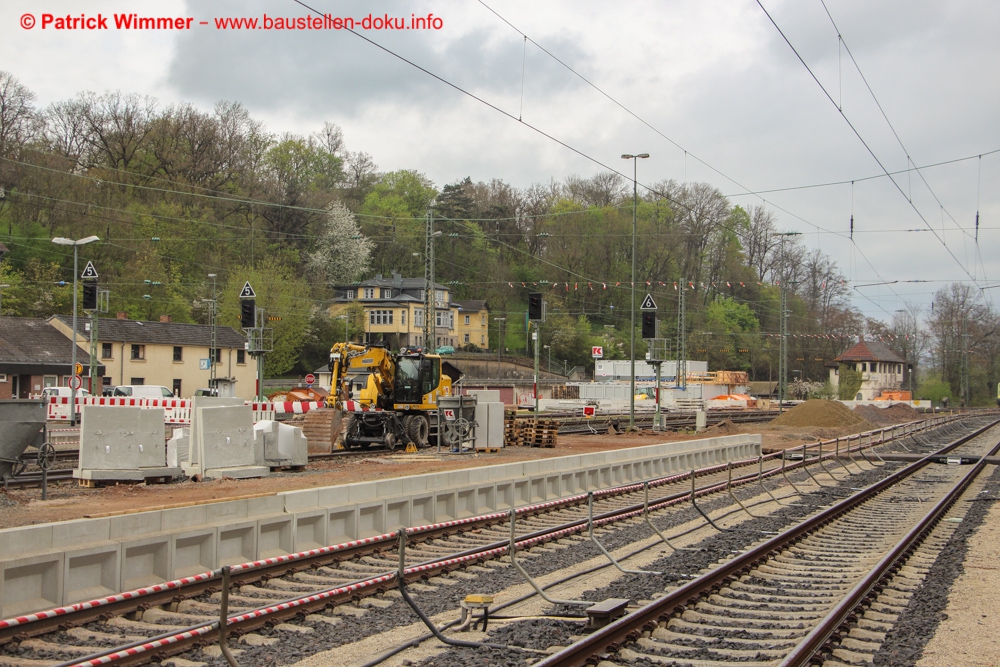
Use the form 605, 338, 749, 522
0, 71, 37, 157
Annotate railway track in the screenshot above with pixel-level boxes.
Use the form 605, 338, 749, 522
0, 415, 983, 667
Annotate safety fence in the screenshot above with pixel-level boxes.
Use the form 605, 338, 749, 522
44, 397, 325, 424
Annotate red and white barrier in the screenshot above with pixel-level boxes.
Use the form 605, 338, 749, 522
46, 397, 324, 425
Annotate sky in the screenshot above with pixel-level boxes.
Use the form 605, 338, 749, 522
2, 0, 998, 323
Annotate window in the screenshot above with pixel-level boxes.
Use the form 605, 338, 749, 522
415, 309, 424, 327
464, 315, 470, 325
435, 289, 445, 305
130, 378, 145, 385
435, 312, 455, 329
208, 348, 221, 363
237, 349, 246, 364
101, 342, 112, 359
363, 287, 375, 299
173, 346, 183, 362
369, 309, 394, 325
436, 311, 444, 328
346, 289, 355, 300
419, 289, 425, 301
383, 288, 392, 299
43, 375, 57, 388
481, 314, 486, 326
102, 376, 111, 387
481, 334, 485, 344
401, 311, 406, 325
464, 333, 470, 343
131, 344, 145, 360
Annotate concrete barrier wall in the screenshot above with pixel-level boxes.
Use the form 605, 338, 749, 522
0, 434, 758, 618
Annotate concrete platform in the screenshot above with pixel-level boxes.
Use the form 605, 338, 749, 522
0, 434, 759, 617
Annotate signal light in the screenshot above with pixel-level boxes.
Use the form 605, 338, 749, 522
641, 312, 656, 339
240, 299, 255, 328
528, 292, 542, 320
82, 280, 98, 310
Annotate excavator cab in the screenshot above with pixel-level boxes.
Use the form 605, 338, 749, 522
393, 354, 442, 406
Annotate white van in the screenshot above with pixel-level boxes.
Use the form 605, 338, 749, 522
112, 385, 174, 398
41, 386, 90, 398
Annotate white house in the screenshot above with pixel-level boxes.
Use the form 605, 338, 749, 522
828, 339, 906, 400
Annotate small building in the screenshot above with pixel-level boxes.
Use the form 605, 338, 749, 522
453, 300, 489, 349
49, 314, 255, 399
0, 317, 102, 398
329, 273, 489, 351
828, 339, 907, 400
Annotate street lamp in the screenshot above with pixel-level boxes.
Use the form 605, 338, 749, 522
494, 317, 506, 377
337, 314, 350, 342
52, 235, 100, 425
621, 153, 649, 429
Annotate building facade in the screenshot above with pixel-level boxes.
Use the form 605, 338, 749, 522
827, 340, 908, 400
0, 317, 101, 399
49, 314, 256, 399
329, 274, 490, 351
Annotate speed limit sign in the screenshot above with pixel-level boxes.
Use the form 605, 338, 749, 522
69, 375, 83, 390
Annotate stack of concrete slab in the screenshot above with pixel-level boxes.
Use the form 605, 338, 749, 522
74, 406, 181, 484
468, 390, 505, 450
255, 420, 308, 469
181, 397, 268, 479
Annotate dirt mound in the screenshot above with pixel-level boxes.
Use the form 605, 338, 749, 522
854, 403, 927, 427
771, 400, 873, 428
703, 419, 739, 434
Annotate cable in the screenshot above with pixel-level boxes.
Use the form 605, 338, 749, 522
756, 0, 980, 286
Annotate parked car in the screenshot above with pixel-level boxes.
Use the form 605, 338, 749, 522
40, 386, 90, 398
436, 345, 455, 355
112, 385, 174, 398
193, 388, 218, 397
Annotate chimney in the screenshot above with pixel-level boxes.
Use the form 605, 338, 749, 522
159, 314, 171, 323
393, 272, 402, 287
116, 312, 127, 320
375, 273, 383, 281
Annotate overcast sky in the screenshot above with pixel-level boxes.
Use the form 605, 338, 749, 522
3, 0, 998, 322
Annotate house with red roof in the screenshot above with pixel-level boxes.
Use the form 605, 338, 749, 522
828, 339, 908, 400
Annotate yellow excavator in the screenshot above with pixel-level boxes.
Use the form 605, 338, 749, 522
326, 342, 459, 449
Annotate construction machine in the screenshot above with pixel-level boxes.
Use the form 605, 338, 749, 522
326, 342, 460, 449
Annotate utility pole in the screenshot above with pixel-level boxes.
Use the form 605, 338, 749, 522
960, 315, 970, 407
676, 280, 686, 391
494, 317, 505, 377
776, 232, 800, 411
208, 274, 217, 386
422, 209, 441, 353
533, 321, 539, 418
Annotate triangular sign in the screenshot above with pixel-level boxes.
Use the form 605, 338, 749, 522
640, 293, 657, 310
80, 261, 98, 279
239, 281, 256, 298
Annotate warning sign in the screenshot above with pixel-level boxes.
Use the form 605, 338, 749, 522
239, 281, 256, 298
640, 293, 657, 310
80, 261, 99, 279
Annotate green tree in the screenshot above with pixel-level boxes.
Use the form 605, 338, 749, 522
837, 364, 863, 400
218, 259, 311, 377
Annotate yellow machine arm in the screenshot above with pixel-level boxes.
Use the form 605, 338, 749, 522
326, 342, 395, 409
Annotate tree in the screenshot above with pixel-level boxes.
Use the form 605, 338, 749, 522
0, 71, 37, 157
218, 260, 311, 377
306, 201, 374, 288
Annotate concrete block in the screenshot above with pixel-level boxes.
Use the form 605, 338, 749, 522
435, 492, 456, 522
246, 495, 285, 519
486, 403, 504, 448
52, 519, 111, 551
257, 516, 293, 559
545, 475, 559, 499
467, 390, 501, 403
456, 488, 476, 518
161, 505, 208, 532
136, 408, 166, 468
328, 508, 357, 545
73, 468, 144, 482
474, 402, 489, 449
529, 478, 544, 503
293, 511, 328, 552
0, 524, 53, 559
206, 500, 249, 525
316, 485, 350, 507
514, 480, 531, 506
79, 405, 137, 470
410, 495, 434, 526
140, 467, 182, 480
385, 499, 410, 534
218, 521, 256, 566
357, 502, 385, 538
121, 535, 171, 591
110, 511, 162, 541
347, 482, 377, 502
275, 423, 308, 467
197, 405, 255, 470
202, 465, 269, 480
1, 553, 64, 617
172, 528, 217, 578
282, 489, 320, 512
167, 428, 189, 468
64, 543, 119, 605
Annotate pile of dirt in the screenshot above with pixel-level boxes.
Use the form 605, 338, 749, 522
854, 403, 927, 427
853, 404, 896, 427
771, 399, 873, 429
703, 419, 739, 434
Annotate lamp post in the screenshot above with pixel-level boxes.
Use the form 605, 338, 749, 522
494, 317, 506, 377
621, 153, 649, 429
52, 235, 100, 425
337, 314, 350, 342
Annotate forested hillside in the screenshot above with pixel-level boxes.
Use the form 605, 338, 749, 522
0, 71, 996, 402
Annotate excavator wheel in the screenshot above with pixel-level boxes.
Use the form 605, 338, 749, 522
407, 414, 430, 448
401, 415, 414, 445
384, 432, 397, 451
